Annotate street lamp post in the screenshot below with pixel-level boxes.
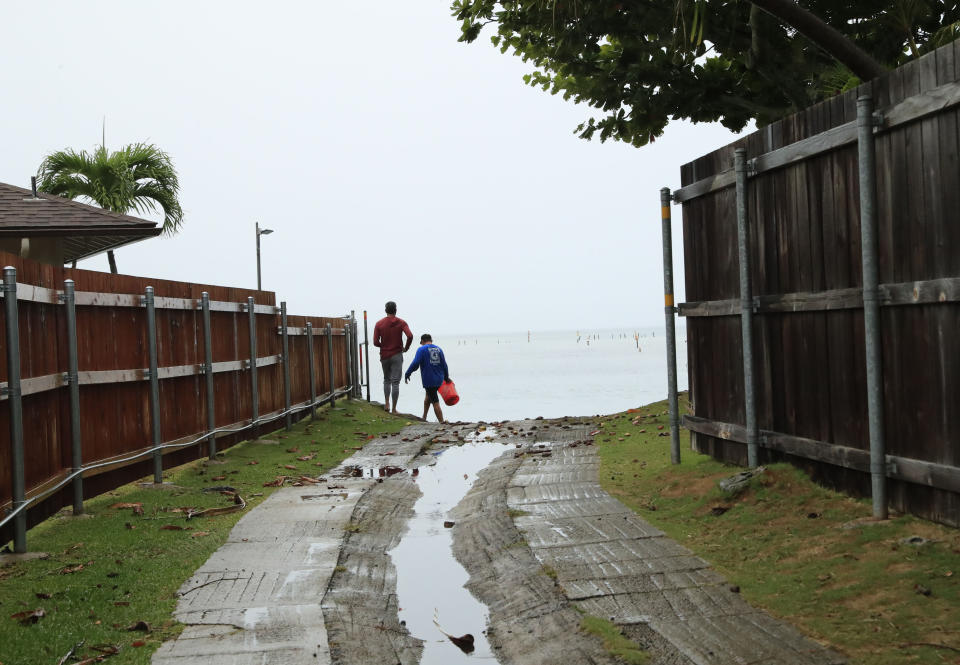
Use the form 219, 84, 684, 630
255, 222, 274, 290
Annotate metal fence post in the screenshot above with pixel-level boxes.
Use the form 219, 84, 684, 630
343, 323, 353, 399
659, 189, 681, 465
63, 280, 83, 514
281, 302, 291, 430
858, 94, 888, 520
144, 287, 163, 483
735, 149, 759, 469
363, 310, 371, 402
326, 323, 335, 408
3, 267, 27, 552
352, 317, 359, 398
248, 297, 259, 437
306, 322, 316, 418
201, 292, 216, 459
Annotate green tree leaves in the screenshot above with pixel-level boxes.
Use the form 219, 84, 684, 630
452, 0, 959, 147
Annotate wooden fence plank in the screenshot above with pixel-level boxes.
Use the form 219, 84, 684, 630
677, 41, 960, 526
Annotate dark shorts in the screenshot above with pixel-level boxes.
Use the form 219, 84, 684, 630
424, 386, 440, 404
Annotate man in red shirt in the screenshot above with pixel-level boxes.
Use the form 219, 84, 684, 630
372, 301, 413, 413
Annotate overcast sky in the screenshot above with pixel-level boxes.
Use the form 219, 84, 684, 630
0, 1, 745, 335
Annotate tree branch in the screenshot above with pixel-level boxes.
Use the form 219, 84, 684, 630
749, 0, 887, 80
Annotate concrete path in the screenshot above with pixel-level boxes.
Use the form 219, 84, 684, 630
153, 419, 845, 665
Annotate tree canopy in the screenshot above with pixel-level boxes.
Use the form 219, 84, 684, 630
453, 0, 960, 147
37, 143, 183, 272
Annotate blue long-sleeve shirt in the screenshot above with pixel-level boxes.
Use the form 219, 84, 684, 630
404, 344, 449, 388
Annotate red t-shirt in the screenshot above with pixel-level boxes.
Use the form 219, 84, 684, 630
373, 316, 412, 359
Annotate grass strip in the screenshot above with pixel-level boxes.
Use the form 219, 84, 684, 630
591, 395, 960, 665
580, 614, 650, 664
0, 400, 407, 665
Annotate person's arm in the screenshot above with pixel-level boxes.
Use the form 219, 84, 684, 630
372, 322, 382, 348
402, 322, 413, 352
404, 347, 423, 383
440, 350, 450, 383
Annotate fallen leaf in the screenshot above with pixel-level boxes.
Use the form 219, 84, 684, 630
127, 620, 150, 632
124, 523, 135, 530
211, 475, 226, 481
160, 525, 184, 531
114, 601, 130, 606
191, 531, 210, 538
60, 564, 84, 574
10, 608, 45, 624
297, 455, 315, 461
283, 464, 297, 470
247, 460, 259, 465
35, 592, 51, 599
263, 477, 286, 487
109, 502, 142, 510
131, 640, 146, 647
285, 447, 299, 453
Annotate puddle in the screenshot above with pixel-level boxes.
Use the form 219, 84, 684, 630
389, 437, 505, 664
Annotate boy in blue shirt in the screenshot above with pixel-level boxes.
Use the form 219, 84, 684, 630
404, 333, 451, 423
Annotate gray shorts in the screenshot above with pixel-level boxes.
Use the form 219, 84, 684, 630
381, 353, 403, 385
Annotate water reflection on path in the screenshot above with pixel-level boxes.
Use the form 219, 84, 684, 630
389, 435, 504, 664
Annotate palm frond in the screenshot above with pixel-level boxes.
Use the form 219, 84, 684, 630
36, 141, 184, 234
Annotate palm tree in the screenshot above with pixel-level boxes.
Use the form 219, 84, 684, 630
37, 143, 184, 273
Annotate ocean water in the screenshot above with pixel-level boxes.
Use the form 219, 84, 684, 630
369, 327, 688, 423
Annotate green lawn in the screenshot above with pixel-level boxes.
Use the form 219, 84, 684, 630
0, 400, 407, 665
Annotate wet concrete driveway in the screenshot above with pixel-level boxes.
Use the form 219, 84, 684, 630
153, 419, 845, 665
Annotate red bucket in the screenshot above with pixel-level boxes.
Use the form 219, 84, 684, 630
439, 379, 459, 406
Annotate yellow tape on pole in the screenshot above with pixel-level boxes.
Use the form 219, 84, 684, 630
661, 206, 671, 219
665, 294, 674, 307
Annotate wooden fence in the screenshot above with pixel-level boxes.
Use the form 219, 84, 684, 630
0, 251, 359, 545
674, 40, 960, 525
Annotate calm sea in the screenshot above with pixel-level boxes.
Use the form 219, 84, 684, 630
369, 327, 688, 422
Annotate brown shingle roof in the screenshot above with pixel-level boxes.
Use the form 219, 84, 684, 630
0, 181, 162, 262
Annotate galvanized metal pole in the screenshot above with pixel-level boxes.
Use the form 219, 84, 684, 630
306, 322, 317, 418
858, 94, 888, 520
344, 323, 353, 400
201, 292, 216, 459
326, 323, 335, 408
63, 280, 83, 514
363, 310, 371, 402
144, 287, 163, 484
351, 311, 360, 398
248, 297, 259, 437
3, 267, 27, 552
734, 149, 759, 468
355, 314, 362, 399
281, 302, 291, 430
659, 189, 681, 465
256, 222, 262, 291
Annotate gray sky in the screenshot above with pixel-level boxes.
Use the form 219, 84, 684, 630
0, 1, 744, 335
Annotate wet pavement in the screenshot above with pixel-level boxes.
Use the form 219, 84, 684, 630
153, 417, 845, 665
